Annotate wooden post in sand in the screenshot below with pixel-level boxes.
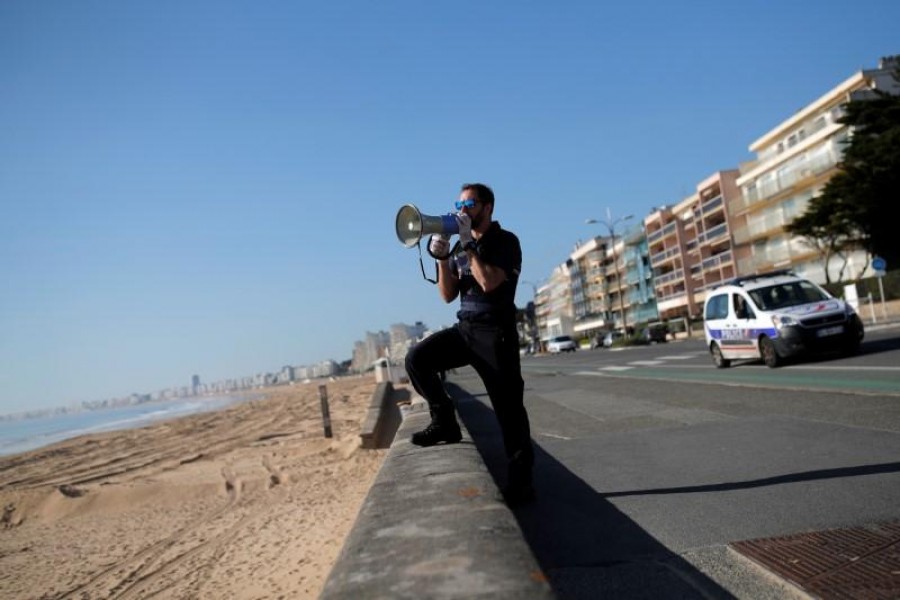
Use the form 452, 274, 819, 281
319, 384, 333, 438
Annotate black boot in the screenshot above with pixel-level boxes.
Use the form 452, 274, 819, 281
411, 407, 462, 447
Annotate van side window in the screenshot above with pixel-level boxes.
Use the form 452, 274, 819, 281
732, 294, 755, 319
705, 294, 729, 320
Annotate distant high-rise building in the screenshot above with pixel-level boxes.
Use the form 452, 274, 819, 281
388, 322, 428, 364
191, 374, 201, 396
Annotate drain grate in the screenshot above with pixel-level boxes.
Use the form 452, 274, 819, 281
731, 521, 900, 599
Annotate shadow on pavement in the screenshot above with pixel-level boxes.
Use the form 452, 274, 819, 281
851, 332, 900, 355
603, 461, 900, 498
449, 383, 734, 600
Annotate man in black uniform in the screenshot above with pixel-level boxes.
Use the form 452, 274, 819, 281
404, 183, 535, 506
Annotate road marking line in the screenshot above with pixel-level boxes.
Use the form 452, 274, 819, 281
599, 366, 635, 371
649, 364, 718, 368
643, 364, 900, 372
539, 432, 572, 440
783, 365, 900, 372
628, 360, 664, 366
658, 355, 695, 360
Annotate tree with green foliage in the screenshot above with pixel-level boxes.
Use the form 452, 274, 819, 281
786, 57, 900, 276
786, 188, 863, 284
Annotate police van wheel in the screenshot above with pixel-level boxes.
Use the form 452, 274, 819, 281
760, 336, 780, 368
711, 343, 730, 369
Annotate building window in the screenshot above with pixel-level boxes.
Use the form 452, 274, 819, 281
743, 182, 758, 203
811, 115, 827, 134
781, 198, 797, 219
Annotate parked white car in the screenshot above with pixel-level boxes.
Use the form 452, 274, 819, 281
547, 335, 577, 353
703, 270, 864, 368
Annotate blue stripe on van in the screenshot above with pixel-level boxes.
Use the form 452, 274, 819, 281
706, 326, 778, 341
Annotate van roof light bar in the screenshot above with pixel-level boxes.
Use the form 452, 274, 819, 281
714, 269, 796, 289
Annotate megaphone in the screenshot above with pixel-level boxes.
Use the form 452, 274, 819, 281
395, 204, 460, 248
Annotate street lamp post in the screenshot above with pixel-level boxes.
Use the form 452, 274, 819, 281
586, 210, 634, 333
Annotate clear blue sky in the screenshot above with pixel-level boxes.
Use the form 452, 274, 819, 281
1, 1, 897, 414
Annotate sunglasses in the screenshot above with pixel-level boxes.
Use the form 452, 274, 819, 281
454, 198, 479, 210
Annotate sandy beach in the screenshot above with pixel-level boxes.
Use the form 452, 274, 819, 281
0, 375, 389, 599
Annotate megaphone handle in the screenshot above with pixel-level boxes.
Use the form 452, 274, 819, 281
416, 240, 439, 285
426, 240, 452, 261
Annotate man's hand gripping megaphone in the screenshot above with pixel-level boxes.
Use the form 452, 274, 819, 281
427, 213, 471, 260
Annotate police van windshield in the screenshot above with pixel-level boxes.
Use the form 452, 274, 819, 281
748, 281, 830, 311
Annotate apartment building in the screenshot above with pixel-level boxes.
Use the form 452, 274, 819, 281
388, 321, 427, 364
732, 56, 900, 283
533, 282, 551, 343
621, 225, 659, 327
645, 170, 741, 320
517, 57, 898, 342
535, 262, 575, 341
532, 226, 660, 341
351, 330, 391, 372
571, 236, 608, 338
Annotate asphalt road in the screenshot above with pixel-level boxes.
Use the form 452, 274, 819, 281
450, 324, 900, 598
523, 327, 900, 397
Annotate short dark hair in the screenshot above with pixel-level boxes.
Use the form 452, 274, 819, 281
461, 183, 494, 207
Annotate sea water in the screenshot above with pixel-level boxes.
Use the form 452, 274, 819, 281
0, 395, 249, 457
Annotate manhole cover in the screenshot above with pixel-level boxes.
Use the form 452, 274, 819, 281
731, 521, 900, 599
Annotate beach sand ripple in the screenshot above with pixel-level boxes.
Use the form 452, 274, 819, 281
0, 376, 388, 599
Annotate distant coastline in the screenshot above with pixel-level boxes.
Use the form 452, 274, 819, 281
0, 389, 261, 422
0, 392, 261, 457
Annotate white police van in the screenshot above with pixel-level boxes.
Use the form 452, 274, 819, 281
703, 270, 864, 368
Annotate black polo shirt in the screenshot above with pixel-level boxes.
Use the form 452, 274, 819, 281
451, 221, 521, 322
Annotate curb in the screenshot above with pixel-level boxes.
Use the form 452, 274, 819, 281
322, 395, 552, 599
359, 381, 402, 450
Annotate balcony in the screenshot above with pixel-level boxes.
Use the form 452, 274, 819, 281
647, 220, 677, 245
701, 250, 732, 271
732, 211, 790, 245
696, 222, 728, 245
656, 289, 688, 304
737, 247, 792, 274
700, 195, 723, 215
650, 246, 681, 267
625, 269, 651, 285
654, 268, 684, 286
746, 149, 839, 207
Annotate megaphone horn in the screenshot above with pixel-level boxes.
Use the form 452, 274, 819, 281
395, 204, 460, 248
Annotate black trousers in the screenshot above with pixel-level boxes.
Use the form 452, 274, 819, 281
405, 318, 534, 480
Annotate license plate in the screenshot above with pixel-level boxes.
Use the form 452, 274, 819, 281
817, 325, 843, 337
